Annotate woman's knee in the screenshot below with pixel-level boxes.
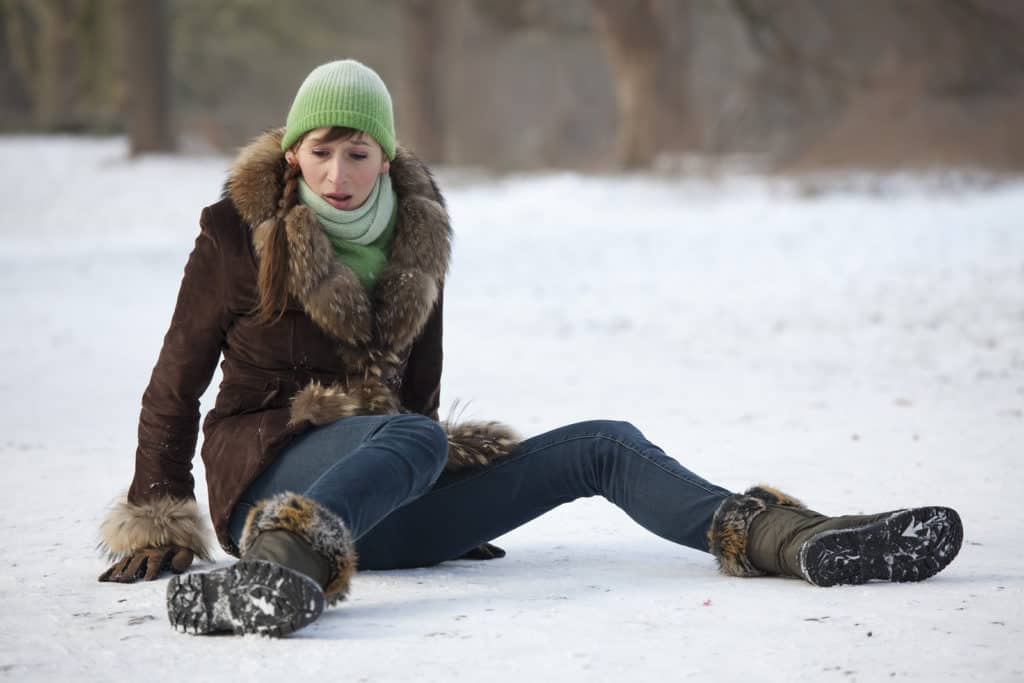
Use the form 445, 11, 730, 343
377, 413, 449, 473
571, 419, 645, 442
384, 412, 448, 448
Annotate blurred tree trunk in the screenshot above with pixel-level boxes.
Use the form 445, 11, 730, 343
38, 0, 82, 129
591, 0, 662, 168
119, 0, 174, 154
721, 0, 1024, 167
4, 0, 86, 130
0, 2, 36, 128
400, 0, 446, 162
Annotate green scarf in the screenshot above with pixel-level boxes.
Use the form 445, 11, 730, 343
298, 174, 397, 288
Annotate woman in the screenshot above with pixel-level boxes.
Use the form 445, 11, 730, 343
98, 60, 964, 637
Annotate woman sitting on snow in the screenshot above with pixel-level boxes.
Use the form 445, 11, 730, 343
98, 60, 963, 637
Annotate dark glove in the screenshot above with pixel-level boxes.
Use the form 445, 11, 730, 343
458, 542, 506, 560
98, 546, 194, 583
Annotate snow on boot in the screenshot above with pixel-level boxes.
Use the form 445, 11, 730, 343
166, 559, 324, 636
794, 506, 962, 586
707, 485, 963, 587
166, 492, 357, 636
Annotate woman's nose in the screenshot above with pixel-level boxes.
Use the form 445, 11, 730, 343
326, 159, 347, 186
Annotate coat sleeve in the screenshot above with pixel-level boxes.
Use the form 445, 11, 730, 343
99, 208, 230, 561
399, 287, 443, 420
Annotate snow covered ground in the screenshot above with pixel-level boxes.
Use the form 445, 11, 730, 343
1, 136, 1022, 682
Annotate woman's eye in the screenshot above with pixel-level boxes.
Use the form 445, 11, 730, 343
350, 152, 368, 161
312, 149, 329, 158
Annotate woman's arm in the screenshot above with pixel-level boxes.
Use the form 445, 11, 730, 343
99, 207, 233, 578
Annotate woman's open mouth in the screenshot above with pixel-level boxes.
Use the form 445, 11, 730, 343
324, 193, 354, 209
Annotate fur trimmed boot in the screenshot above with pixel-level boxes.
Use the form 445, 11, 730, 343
166, 492, 357, 636
707, 485, 963, 586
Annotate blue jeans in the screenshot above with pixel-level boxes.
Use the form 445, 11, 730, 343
228, 415, 732, 570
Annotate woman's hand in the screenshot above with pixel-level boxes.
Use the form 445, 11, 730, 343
98, 546, 194, 583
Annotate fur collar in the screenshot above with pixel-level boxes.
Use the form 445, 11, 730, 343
224, 128, 451, 358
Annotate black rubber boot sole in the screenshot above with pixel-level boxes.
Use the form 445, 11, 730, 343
798, 506, 963, 587
166, 560, 325, 636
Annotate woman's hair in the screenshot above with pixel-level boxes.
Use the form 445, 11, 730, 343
253, 126, 365, 324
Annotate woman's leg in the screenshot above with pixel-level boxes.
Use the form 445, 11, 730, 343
350, 418, 962, 586
356, 419, 733, 569
228, 412, 449, 546
170, 413, 449, 636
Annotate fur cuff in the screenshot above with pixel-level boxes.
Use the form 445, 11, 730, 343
745, 484, 805, 509
707, 484, 804, 577
707, 493, 768, 577
239, 492, 357, 606
443, 420, 521, 470
98, 494, 214, 562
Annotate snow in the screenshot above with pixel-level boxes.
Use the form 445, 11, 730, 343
2, 135, 1022, 681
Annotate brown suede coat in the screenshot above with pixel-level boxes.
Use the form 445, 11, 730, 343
113, 129, 518, 557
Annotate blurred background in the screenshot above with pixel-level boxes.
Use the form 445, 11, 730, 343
2, 0, 1024, 172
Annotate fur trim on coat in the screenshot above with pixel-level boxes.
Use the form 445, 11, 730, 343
226, 128, 449, 354
226, 129, 522, 470
239, 492, 357, 606
101, 132, 522, 566
98, 493, 214, 562
706, 484, 805, 577
288, 379, 401, 425
288, 381, 522, 471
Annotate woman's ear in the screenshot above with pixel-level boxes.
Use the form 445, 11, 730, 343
381, 160, 390, 175
285, 149, 297, 166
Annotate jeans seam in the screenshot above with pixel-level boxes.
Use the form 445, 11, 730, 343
594, 433, 723, 496
430, 430, 721, 497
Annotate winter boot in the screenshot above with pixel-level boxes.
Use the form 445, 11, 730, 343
707, 485, 963, 586
166, 492, 357, 636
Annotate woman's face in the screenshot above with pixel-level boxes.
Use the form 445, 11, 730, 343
286, 127, 390, 210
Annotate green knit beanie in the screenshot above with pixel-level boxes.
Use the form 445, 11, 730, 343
281, 59, 396, 159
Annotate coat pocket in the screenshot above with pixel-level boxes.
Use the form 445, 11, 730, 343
213, 375, 283, 417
